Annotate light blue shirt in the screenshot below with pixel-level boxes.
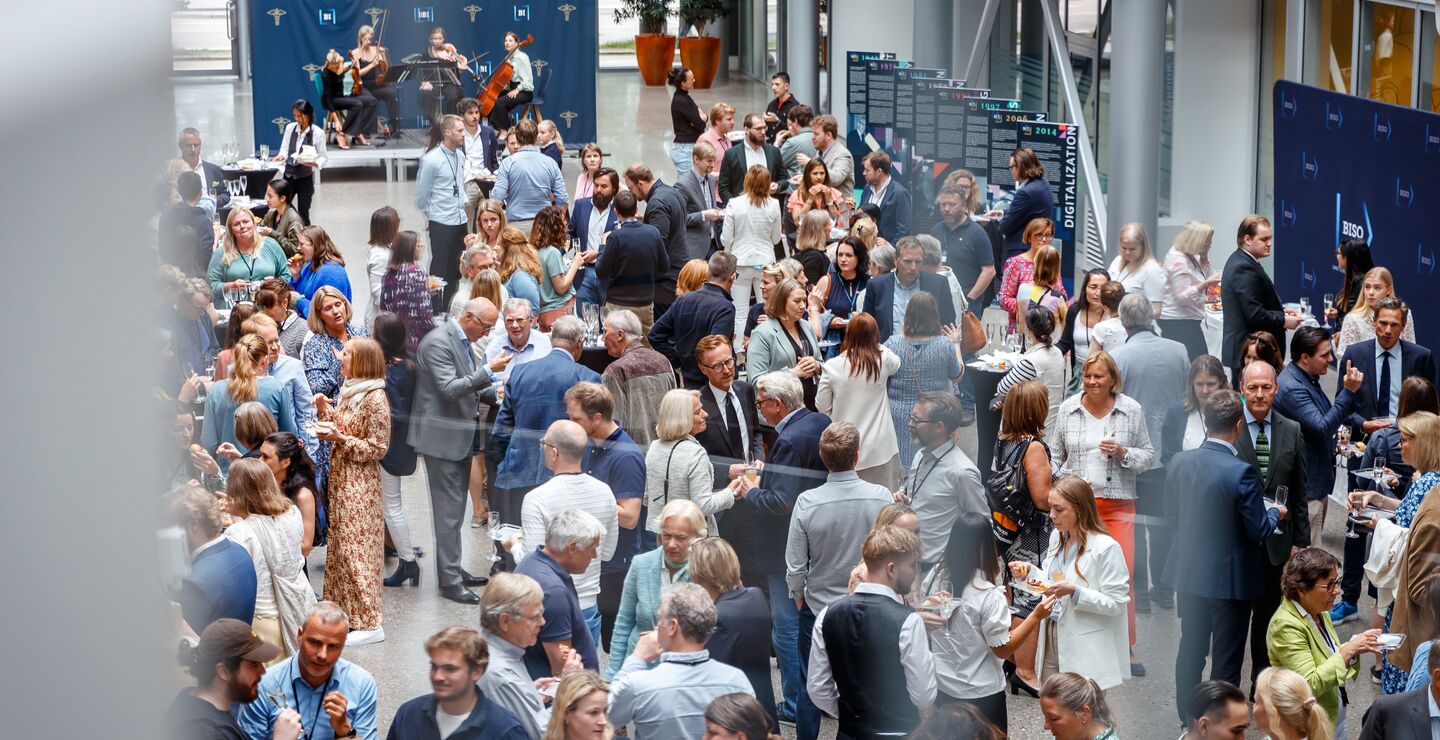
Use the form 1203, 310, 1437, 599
774, 406, 804, 436
1375, 341, 1402, 417
892, 274, 920, 336
491, 146, 568, 220
608, 649, 753, 740
235, 656, 379, 740
482, 328, 552, 380
414, 144, 466, 226
1243, 405, 1273, 452
268, 354, 318, 457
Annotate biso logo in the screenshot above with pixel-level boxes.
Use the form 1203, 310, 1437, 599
1373, 114, 1392, 142
1325, 102, 1343, 130
1419, 245, 1436, 275
1301, 152, 1319, 179
1279, 200, 1297, 227
1396, 180, 1415, 208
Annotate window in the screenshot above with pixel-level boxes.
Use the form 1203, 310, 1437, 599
1359, 2, 1417, 106
1307, 0, 1356, 93
1421, 9, 1439, 111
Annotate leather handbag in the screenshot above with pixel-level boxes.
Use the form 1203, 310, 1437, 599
961, 309, 987, 354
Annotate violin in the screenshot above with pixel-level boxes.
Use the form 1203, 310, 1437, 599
349, 51, 365, 94
478, 34, 534, 116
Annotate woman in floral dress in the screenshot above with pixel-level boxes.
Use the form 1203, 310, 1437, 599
302, 286, 368, 495
314, 337, 391, 645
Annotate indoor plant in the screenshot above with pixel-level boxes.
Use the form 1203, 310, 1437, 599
677, 0, 729, 88
614, 0, 676, 86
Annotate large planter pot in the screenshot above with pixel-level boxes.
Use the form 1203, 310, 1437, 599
634, 34, 677, 86
679, 36, 722, 88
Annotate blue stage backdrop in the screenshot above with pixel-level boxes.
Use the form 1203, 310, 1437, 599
1272, 80, 1440, 352
249, 1, 597, 150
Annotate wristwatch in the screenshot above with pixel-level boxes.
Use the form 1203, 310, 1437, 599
337, 730, 358, 738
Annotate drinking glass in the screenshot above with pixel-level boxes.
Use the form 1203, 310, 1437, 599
487, 511, 500, 531
266, 689, 290, 709
1298, 297, 1311, 316
1323, 293, 1335, 328
259, 144, 270, 160
1272, 485, 1288, 534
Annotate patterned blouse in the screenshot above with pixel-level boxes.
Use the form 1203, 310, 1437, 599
380, 263, 436, 356
999, 253, 1068, 330
302, 323, 369, 399
1050, 392, 1155, 501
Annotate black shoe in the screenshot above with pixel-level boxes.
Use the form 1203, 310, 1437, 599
460, 569, 490, 587
384, 544, 397, 559
1130, 661, 1147, 677
1152, 590, 1174, 609
958, 408, 977, 427
383, 559, 420, 587
439, 585, 480, 604
1008, 672, 1039, 697
1134, 597, 1152, 615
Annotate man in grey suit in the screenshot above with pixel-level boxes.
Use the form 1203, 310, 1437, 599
409, 298, 513, 604
1233, 360, 1309, 695
1109, 293, 1190, 612
675, 140, 724, 261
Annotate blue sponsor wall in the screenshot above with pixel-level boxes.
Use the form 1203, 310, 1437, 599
1272, 80, 1440, 352
249, 1, 596, 149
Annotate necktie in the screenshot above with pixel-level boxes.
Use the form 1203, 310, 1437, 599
1378, 350, 1393, 417
725, 392, 744, 458
1255, 420, 1270, 481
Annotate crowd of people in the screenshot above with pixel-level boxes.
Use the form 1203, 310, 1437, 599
157, 72, 1440, 740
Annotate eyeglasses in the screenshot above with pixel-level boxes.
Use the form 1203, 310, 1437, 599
1319, 580, 1341, 592
755, 397, 777, 409
909, 415, 938, 425
701, 357, 736, 370
540, 440, 557, 452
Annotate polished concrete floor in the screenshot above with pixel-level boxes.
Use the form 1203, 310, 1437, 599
171, 71, 1382, 739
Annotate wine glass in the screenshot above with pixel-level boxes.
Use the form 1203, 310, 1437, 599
1272, 485, 1288, 535
1298, 297, 1311, 317
1322, 293, 1335, 329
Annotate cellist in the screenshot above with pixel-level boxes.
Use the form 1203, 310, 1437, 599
424, 27, 467, 121
351, 25, 398, 137
486, 31, 534, 133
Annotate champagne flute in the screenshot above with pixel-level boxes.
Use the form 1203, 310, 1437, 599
1272, 485, 1288, 535
1322, 293, 1335, 329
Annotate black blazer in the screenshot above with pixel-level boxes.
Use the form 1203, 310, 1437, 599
568, 198, 620, 253
1233, 410, 1311, 565
997, 178, 1053, 259
466, 124, 502, 173
1358, 686, 1431, 739
706, 587, 778, 727
1164, 439, 1279, 601
718, 142, 788, 203
199, 160, 230, 209
693, 381, 763, 484
1220, 249, 1286, 369
860, 272, 957, 341
642, 181, 690, 298
1339, 338, 1438, 427
725, 408, 831, 578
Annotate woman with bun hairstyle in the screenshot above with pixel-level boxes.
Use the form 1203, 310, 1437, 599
1255, 666, 1333, 740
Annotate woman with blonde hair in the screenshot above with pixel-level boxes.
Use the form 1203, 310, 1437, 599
202, 335, 296, 469
742, 260, 799, 344
1255, 666, 1333, 740
222, 458, 316, 659
1015, 244, 1068, 335
537, 119, 565, 168
313, 337, 391, 645
290, 225, 351, 319
675, 259, 710, 297
644, 389, 738, 536
470, 199, 508, 248
1159, 219, 1220, 360
722, 164, 784, 344
208, 207, 291, 307
543, 671, 612, 740
747, 278, 823, 409
318, 48, 375, 148
816, 312, 902, 488
1037, 672, 1117, 740
1334, 266, 1417, 356
848, 216, 880, 251
496, 226, 543, 314
792, 209, 833, 286
1107, 222, 1166, 320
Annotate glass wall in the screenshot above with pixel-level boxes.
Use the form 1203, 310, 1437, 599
1307, 0, 1356, 93
1257, 0, 1290, 219
171, 0, 236, 74
1422, 8, 1439, 111
1360, 1, 1417, 106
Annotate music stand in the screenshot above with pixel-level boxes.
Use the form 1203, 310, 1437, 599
395, 61, 463, 130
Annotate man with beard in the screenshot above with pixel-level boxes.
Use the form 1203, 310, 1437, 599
806, 525, 936, 738
385, 627, 528, 739
717, 113, 788, 204
568, 167, 621, 309
170, 619, 303, 740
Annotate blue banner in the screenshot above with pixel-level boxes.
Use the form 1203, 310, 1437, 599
1272, 81, 1440, 351
249, 0, 597, 149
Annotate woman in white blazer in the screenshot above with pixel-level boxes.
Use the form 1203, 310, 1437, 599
1010, 475, 1130, 691
816, 312, 903, 489
721, 164, 783, 343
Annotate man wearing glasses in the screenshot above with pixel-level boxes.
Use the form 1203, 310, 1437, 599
717, 113, 789, 203
898, 392, 985, 570
692, 334, 763, 486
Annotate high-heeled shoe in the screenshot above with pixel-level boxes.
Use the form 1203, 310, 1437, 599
383, 558, 419, 587
1008, 672, 1040, 697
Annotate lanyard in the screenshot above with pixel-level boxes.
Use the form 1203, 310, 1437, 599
910, 445, 955, 500
444, 148, 461, 196
287, 661, 332, 739
237, 250, 257, 279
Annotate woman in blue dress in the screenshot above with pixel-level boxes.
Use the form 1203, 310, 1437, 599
809, 236, 869, 358
883, 292, 964, 467
202, 334, 297, 471
289, 225, 352, 319
301, 286, 368, 494
496, 226, 543, 314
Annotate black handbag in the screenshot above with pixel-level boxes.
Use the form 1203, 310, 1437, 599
986, 437, 1045, 547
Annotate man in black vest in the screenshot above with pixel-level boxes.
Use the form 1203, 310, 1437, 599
806, 525, 935, 738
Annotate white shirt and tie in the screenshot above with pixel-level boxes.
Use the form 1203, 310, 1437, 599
708, 383, 750, 461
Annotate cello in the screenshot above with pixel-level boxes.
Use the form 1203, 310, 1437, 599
477, 34, 534, 116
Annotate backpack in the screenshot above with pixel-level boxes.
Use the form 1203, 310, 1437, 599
986, 437, 1046, 547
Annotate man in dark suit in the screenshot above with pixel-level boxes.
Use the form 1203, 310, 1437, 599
1234, 362, 1310, 692
718, 113, 789, 203
675, 141, 724, 261
568, 167, 621, 308
982, 147, 1053, 261
650, 252, 738, 388
1274, 326, 1364, 544
623, 164, 689, 317
161, 171, 216, 279
595, 191, 669, 339
1165, 389, 1283, 721
1221, 214, 1303, 379
177, 127, 229, 211
691, 334, 763, 485
730, 371, 831, 724
411, 298, 511, 603
860, 237, 956, 341
859, 151, 912, 242
1357, 661, 1438, 740
168, 486, 258, 633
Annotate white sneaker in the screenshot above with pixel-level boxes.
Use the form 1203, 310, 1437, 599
346, 627, 385, 646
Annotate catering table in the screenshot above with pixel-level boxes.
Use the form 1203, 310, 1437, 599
220, 164, 281, 201
579, 344, 616, 374
967, 363, 1007, 483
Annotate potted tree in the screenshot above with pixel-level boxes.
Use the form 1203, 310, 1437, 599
677, 0, 728, 88
614, 0, 675, 86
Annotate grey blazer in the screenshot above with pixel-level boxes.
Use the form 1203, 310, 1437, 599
746, 317, 820, 381
1234, 410, 1311, 565
408, 323, 493, 461
675, 168, 720, 262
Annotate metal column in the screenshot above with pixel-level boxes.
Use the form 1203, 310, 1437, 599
786, 0, 819, 110
1101, 0, 1165, 253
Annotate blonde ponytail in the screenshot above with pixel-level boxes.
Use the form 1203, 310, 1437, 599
1256, 667, 1333, 740
227, 334, 267, 403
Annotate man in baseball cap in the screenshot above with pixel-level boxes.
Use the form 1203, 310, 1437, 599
169, 618, 303, 739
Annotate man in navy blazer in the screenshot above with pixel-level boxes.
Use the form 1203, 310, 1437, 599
168, 486, 258, 634
983, 147, 1053, 261
1339, 298, 1436, 427
859, 151, 912, 242
1165, 390, 1283, 723
1221, 215, 1302, 379
860, 237, 956, 341
1357, 670, 1439, 740
624, 164, 689, 315
1273, 327, 1364, 535
568, 168, 621, 307
650, 253, 738, 388
730, 371, 831, 723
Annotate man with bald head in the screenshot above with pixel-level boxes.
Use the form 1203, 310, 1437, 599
507, 419, 619, 650
411, 297, 515, 604
1235, 359, 1309, 693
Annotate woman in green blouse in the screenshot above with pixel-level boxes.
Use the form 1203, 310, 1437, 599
208, 207, 291, 307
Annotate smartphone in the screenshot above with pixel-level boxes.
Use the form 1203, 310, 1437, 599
1377, 633, 1406, 650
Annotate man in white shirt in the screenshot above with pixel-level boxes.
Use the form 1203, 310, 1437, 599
903, 393, 986, 568
457, 98, 501, 234
484, 298, 552, 380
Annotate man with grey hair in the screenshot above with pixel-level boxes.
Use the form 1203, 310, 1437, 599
601, 308, 676, 449
861, 235, 957, 342
514, 509, 607, 681
608, 583, 754, 739
729, 370, 831, 722
176, 126, 226, 214
491, 315, 601, 519
447, 242, 508, 318
917, 233, 969, 322
238, 601, 381, 740
507, 420, 619, 649
479, 572, 563, 738
650, 251, 739, 387
1109, 291, 1190, 613
484, 298, 552, 380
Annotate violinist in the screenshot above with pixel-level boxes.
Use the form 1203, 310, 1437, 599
486, 31, 534, 132
319, 49, 376, 149
424, 27, 466, 121
351, 25, 398, 137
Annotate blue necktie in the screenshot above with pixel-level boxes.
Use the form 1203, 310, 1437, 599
1378, 350, 1392, 417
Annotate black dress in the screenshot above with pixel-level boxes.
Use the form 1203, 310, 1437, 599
357, 54, 399, 133
320, 69, 377, 137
